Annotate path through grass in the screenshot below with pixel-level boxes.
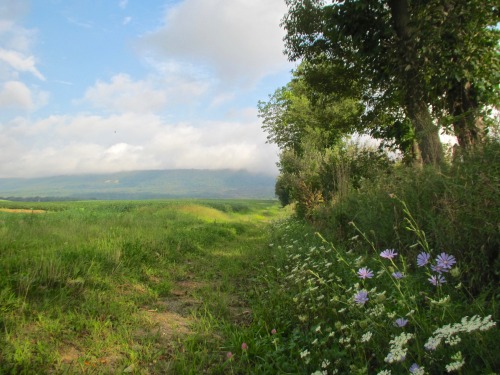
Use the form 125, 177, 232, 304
0, 199, 283, 374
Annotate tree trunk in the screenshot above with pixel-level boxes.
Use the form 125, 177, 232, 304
388, 0, 443, 165
406, 97, 443, 164
448, 80, 484, 149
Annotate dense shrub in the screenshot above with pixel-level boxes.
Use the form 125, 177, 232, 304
311, 140, 500, 294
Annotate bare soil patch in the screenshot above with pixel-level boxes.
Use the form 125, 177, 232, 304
0, 208, 46, 214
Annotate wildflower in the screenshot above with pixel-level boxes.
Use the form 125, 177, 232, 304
417, 252, 431, 267
424, 337, 440, 351
361, 331, 373, 342
241, 342, 248, 351
394, 318, 408, 327
354, 290, 369, 305
392, 271, 404, 279
300, 349, 310, 358
357, 267, 374, 279
226, 352, 233, 360
271, 328, 277, 335
377, 370, 391, 375
380, 249, 398, 259
321, 359, 330, 368
384, 332, 414, 363
409, 363, 425, 375
428, 274, 446, 286
445, 351, 464, 373
431, 264, 445, 274
436, 252, 456, 270
424, 315, 496, 351
430, 295, 450, 306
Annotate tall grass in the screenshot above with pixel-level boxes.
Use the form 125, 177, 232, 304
0, 199, 281, 374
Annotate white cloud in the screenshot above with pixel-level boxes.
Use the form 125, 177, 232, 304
0, 112, 279, 178
0, 81, 33, 109
0, 80, 48, 111
83, 74, 168, 113
139, 0, 291, 87
82, 71, 211, 113
119, 0, 128, 9
0, 48, 44, 80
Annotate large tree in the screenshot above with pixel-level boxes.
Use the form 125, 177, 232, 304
258, 62, 364, 155
282, 0, 499, 163
420, 0, 500, 148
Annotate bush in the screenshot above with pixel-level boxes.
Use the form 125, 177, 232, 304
311, 140, 500, 293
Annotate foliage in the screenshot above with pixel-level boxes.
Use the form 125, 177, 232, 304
273, 140, 393, 220
245, 212, 498, 374
281, 0, 499, 162
258, 64, 364, 156
311, 139, 500, 294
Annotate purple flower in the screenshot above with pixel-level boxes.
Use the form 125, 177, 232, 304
226, 352, 233, 360
271, 328, 277, 335
428, 274, 446, 286
380, 249, 398, 259
357, 267, 374, 279
392, 271, 404, 279
417, 252, 431, 267
241, 342, 248, 351
394, 318, 408, 327
436, 252, 456, 270
431, 263, 446, 274
409, 363, 421, 374
354, 290, 369, 305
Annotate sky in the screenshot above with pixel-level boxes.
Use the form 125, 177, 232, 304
0, 0, 295, 178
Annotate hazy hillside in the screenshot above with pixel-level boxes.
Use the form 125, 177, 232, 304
0, 169, 277, 200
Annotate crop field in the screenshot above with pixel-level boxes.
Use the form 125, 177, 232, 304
0, 199, 282, 374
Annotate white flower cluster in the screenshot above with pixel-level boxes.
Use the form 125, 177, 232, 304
424, 315, 496, 351
384, 332, 414, 363
445, 351, 465, 373
361, 331, 373, 343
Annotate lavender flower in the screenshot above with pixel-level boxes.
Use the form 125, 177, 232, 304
409, 363, 424, 374
431, 263, 445, 274
428, 274, 446, 286
380, 249, 398, 259
436, 252, 456, 270
394, 318, 408, 327
354, 290, 369, 305
417, 252, 431, 267
357, 267, 374, 279
392, 271, 404, 279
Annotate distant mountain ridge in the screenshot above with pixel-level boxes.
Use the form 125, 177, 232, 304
0, 169, 277, 200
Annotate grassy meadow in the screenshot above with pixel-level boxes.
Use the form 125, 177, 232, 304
1, 170, 498, 374
0, 199, 284, 374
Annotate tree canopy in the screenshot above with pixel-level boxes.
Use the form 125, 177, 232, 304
280, 0, 499, 162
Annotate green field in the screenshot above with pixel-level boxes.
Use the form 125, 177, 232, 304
0, 199, 283, 374
1, 198, 497, 374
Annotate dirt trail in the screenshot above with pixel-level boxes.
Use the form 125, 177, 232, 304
0, 208, 46, 213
